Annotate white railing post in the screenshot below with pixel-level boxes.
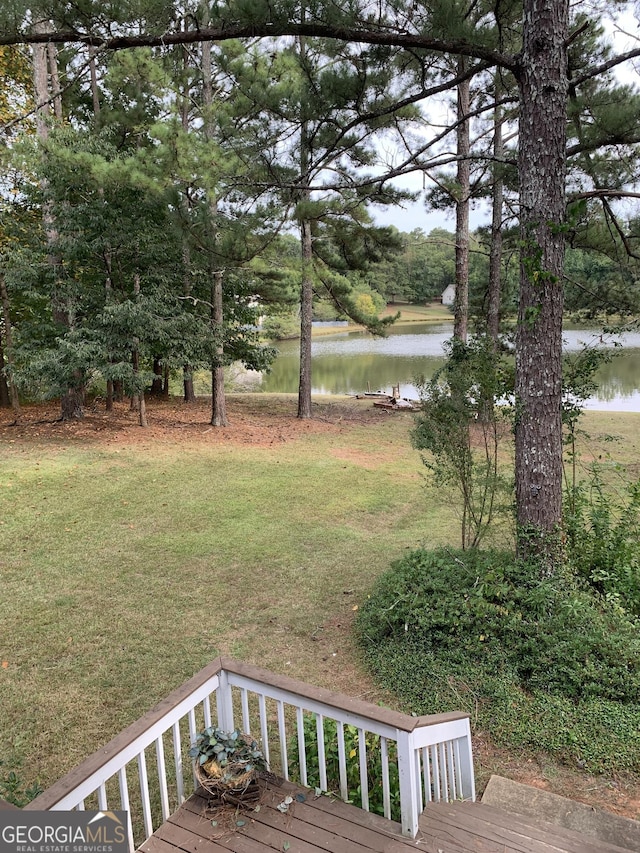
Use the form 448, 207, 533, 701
396, 729, 420, 838
457, 722, 476, 802
28, 658, 475, 850
215, 667, 234, 732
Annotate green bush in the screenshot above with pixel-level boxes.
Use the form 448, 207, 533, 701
355, 548, 640, 773
565, 470, 640, 617
412, 336, 512, 549
288, 714, 400, 820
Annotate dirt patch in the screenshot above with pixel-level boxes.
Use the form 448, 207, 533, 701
473, 735, 640, 821
0, 395, 387, 449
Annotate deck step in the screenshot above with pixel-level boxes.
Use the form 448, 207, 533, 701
419, 799, 636, 852
481, 775, 640, 851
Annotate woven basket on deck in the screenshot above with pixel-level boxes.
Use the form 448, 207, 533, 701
194, 757, 259, 799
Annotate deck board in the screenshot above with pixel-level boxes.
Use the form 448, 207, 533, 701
139, 778, 420, 853
419, 802, 635, 853
138, 778, 634, 853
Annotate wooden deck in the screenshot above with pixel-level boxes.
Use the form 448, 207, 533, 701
138, 777, 635, 853
139, 777, 421, 853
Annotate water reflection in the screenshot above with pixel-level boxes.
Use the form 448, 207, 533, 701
260, 323, 640, 412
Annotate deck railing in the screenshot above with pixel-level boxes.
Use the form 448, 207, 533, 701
25, 657, 475, 846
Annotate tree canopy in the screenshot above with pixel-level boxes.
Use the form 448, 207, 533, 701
1, 0, 639, 563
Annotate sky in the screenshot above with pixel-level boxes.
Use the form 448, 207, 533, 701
371, 8, 640, 237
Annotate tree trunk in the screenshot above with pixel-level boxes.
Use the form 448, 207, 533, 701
0, 272, 21, 420
201, 25, 228, 427
487, 77, 504, 347
453, 59, 470, 344
150, 357, 163, 395
0, 340, 9, 408
47, 41, 62, 119
131, 347, 148, 426
297, 217, 314, 419
32, 24, 51, 143
33, 19, 84, 421
132, 273, 147, 427
296, 30, 314, 420
181, 235, 196, 404
183, 370, 196, 403
61, 388, 85, 420
211, 269, 228, 426
181, 38, 196, 406
514, 0, 568, 567
89, 47, 101, 118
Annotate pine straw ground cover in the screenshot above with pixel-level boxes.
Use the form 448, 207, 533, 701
0, 394, 639, 819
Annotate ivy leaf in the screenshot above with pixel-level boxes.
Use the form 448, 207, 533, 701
283, 843, 290, 851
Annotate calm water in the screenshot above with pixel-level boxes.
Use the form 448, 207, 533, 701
259, 323, 640, 412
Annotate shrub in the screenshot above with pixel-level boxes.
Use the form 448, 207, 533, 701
565, 469, 640, 617
412, 336, 512, 549
355, 547, 640, 772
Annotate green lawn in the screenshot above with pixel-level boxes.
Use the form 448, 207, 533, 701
0, 396, 451, 789
1, 396, 638, 801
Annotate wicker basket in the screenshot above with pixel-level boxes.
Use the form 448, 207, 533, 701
194, 758, 260, 800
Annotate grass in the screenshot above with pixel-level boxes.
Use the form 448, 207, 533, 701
0, 395, 454, 790
380, 302, 454, 323
1, 396, 639, 807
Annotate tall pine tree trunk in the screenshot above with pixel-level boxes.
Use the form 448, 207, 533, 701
296, 29, 314, 420
105, 247, 114, 412
453, 60, 470, 344
202, 25, 228, 426
211, 270, 228, 426
132, 273, 148, 427
33, 20, 84, 421
515, 0, 568, 567
182, 241, 196, 402
297, 216, 314, 419
487, 78, 504, 347
47, 42, 62, 119
181, 41, 196, 405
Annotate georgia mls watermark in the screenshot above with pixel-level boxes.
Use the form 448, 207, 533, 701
0, 811, 129, 853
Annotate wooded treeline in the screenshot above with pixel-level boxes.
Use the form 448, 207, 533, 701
0, 0, 639, 561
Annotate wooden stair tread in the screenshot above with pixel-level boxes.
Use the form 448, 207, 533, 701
419, 801, 635, 853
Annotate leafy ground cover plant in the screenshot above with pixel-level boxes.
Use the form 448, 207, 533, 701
565, 468, 640, 617
355, 548, 640, 773
0, 758, 42, 806
288, 715, 400, 820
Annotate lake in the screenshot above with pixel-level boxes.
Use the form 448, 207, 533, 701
258, 323, 640, 412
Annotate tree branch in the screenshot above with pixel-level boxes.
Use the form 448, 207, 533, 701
0, 22, 519, 71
